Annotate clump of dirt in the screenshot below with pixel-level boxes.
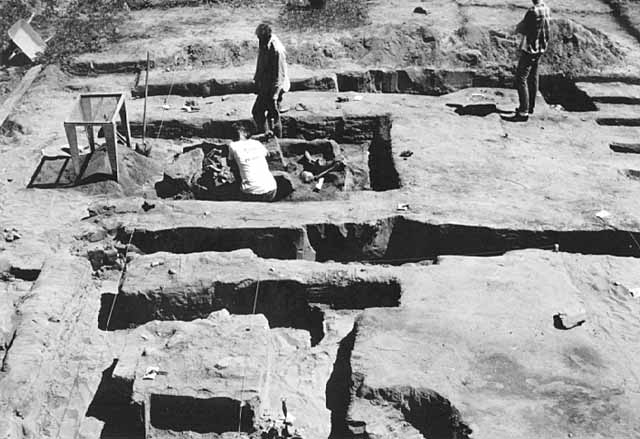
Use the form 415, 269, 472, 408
450, 18, 627, 75
0, 120, 25, 139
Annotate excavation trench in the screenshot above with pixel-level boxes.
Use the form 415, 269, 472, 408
99, 278, 402, 346
327, 328, 472, 439
117, 216, 640, 265
149, 113, 400, 201
86, 360, 255, 437
129, 65, 639, 105
353, 385, 472, 439
149, 394, 254, 434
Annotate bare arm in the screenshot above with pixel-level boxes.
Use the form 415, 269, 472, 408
270, 46, 282, 99
228, 150, 241, 182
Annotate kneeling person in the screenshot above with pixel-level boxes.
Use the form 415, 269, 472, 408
229, 128, 277, 202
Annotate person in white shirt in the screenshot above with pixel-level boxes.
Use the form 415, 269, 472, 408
228, 128, 278, 202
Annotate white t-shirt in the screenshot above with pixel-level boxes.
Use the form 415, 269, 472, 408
229, 139, 277, 195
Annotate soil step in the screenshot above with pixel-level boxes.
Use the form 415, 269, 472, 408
576, 81, 640, 105
595, 103, 640, 126
125, 91, 392, 141
132, 65, 338, 98
131, 65, 489, 98
108, 250, 401, 335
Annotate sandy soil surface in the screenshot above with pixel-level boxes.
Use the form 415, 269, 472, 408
2, 1, 640, 438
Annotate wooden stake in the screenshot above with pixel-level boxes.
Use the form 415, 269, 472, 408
142, 51, 150, 147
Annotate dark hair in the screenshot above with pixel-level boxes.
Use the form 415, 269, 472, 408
231, 124, 249, 141
255, 23, 272, 39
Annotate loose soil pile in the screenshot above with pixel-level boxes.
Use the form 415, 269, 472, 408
451, 18, 627, 74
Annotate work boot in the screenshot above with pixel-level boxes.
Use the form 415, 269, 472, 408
513, 107, 529, 121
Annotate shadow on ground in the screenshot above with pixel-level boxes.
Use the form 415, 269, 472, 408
28, 146, 116, 188
446, 103, 511, 117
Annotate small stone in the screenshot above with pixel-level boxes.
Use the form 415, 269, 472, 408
400, 150, 413, 158
300, 171, 314, 183
554, 310, 587, 330
141, 201, 155, 212
456, 49, 483, 65
85, 229, 107, 243
168, 269, 176, 275
413, 6, 428, 14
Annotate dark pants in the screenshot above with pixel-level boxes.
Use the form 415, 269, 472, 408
515, 51, 542, 115
241, 188, 277, 202
252, 90, 284, 137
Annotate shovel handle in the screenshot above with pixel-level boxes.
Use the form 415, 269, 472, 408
314, 161, 343, 180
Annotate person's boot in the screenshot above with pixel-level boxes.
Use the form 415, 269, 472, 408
514, 107, 529, 121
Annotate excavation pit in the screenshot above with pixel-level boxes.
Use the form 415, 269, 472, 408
149, 394, 254, 434
152, 114, 400, 201
100, 251, 402, 346
110, 313, 270, 437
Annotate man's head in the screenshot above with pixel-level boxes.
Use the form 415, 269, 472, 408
232, 124, 250, 142
255, 23, 272, 44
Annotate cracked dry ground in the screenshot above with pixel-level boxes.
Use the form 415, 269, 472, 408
3, 0, 640, 438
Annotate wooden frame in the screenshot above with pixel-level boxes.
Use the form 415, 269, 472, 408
63, 93, 131, 182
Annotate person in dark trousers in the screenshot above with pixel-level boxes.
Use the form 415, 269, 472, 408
252, 23, 290, 138
513, 0, 551, 121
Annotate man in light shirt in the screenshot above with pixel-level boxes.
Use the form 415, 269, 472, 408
252, 23, 291, 138
228, 128, 278, 202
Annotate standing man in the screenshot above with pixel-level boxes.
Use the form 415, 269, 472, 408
253, 23, 290, 138
513, 0, 551, 121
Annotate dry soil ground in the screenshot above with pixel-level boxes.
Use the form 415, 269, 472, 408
2, 0, 640, 438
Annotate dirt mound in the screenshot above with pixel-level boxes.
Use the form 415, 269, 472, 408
76, 144, 164, 196
168, 17, 625, 73
36, 64, 70, 89
603, 0, 640, 43
545, 18, 626, 74
180, 24, 441, 70
451, 18, 627, 75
